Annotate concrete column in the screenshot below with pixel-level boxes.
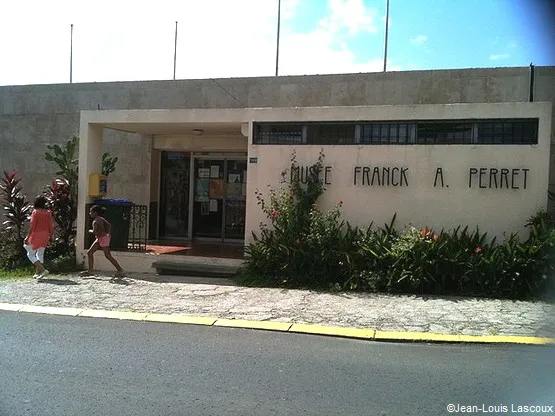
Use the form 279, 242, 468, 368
76, 122, 104, 259
244, 121, 254, 247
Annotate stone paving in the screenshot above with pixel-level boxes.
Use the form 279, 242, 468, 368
1, 272, 554, 338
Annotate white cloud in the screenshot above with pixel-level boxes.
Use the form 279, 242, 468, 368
489, 53, 510, 61
0, 0, 393, 86
410, 35, 428, 46
320, 0, 378, 35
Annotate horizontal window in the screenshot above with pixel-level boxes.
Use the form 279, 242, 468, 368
252, 119, 539, 145
253, 123, 304, 144
360, 123, 416, 144
306, 123, 355, 145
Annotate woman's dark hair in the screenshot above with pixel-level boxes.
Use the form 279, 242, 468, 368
34, 196, 48, 209
90, 205, 104, 215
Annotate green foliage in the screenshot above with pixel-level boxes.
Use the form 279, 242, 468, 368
244, 150, 355, 288
44, 178, 76, 250
0, 228, 29, 270
45, 135, 79, 202
240, 151, 555, 300
101, 152, 118, 176
0, 265, 35, 280
0, 171, 32, 270
45, 241, 82, 273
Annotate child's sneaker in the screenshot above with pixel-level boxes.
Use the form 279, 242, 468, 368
79, 270, 93, 277
33, 273, 40, 279
37, 270, 49, 280
114, 271, 126, 279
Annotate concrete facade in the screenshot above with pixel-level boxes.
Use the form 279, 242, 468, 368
1, 66, 554, 208
77, 103, 551, 271
1, 67, 554, 275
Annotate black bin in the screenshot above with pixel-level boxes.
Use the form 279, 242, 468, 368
89, 199, 133, 251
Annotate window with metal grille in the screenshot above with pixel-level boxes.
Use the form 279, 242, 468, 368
253, 123, 304, 144
476, 119, 538, 144
306, 123, 355, 145
360, 123, 416, 144
252, 118, 539, 145
416, 122, 474, 144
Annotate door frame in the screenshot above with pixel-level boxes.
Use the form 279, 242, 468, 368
157, 150, 192, 241
189, 152, 247, 243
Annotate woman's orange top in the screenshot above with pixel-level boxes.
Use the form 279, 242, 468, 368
28, 209, 55, 249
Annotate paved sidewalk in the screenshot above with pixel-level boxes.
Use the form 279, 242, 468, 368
1, 272, 554, 341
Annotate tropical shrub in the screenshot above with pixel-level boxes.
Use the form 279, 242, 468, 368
43, 178, 76, 251
101, 152, 119, 176
0, 170, 32, 269
45, 135, 79, 203
240, 152, 555, 300
243, 150, 357, 288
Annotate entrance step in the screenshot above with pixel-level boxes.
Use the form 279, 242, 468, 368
152, 258, 243, 278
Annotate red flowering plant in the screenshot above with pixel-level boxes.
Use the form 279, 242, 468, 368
44, 178, 76, 251
0, 170, 32, 241
0, 170, 32, 269
244, 150, 355, 287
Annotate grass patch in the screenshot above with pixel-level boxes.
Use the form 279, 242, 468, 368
0, 266, 35, 281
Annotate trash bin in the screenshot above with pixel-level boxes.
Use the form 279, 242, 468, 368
92, 199, 133, 251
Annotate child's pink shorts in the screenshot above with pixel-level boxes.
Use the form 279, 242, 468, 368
98, 235, 111, 248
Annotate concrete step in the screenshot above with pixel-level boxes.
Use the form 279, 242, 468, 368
152, 259, 242, 278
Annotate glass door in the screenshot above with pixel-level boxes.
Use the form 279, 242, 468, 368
192, 156, 247, 241
159, 152, 190, 238
193, 158, 225, 239
224, 159, 247, 240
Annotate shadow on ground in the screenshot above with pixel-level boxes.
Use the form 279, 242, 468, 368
129, 274, 238, 287
38, 278, 79, 286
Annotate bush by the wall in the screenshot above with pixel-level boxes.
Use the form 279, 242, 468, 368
240, 152, 555, 300
244, 150, 357, 288
0, 170, 32, 270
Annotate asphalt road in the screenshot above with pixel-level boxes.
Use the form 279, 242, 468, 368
1, 311, 554, 416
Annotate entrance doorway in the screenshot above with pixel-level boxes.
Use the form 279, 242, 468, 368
158, 152, 247, 243
193, 156, 247, 242
159, 151, 190, 238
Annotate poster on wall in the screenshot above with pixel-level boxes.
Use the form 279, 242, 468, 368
227, 182, 242, 198
195, 179, 209, 201
209, 179, 224, 198
209, 199, 218, 212
210, 165, 220, 178
228, 174, 240, 183
198, 168, 210, 179
201, 202, 209, 215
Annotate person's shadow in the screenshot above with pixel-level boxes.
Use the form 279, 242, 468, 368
38, 278, 79, 285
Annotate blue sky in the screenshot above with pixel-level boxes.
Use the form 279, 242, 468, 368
0, 0, 553, 85
287, 0, 554, 71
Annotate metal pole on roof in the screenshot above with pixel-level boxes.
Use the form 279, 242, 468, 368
275, 0, 281, 76
383, 0, 390, 72
70, 24, 73, 83
173, 21, 178, 80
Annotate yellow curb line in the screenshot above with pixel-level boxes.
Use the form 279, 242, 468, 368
290, 323, 375, 339
1, 303, 554, 345
145, 314, 218, 326
79, 309, 149, 321
0, 302, 27, 311
18, 305, 83, 316
214, 318, 292, 332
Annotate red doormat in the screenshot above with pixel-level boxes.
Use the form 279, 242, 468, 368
146, 245, 190, 255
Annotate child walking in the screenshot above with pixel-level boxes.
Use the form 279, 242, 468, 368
24, 196, 55, 280
80, 205, 125, 278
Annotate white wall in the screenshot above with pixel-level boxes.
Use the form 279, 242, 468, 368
245, 103, 552, 242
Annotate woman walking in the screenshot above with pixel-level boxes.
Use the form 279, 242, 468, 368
24, 196, 55, 279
